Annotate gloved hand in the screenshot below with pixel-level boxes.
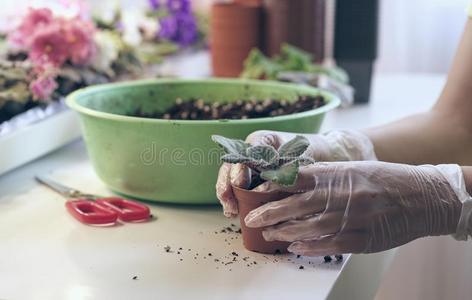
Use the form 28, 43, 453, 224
216, 129, 377, 217
244, 161, 466, 256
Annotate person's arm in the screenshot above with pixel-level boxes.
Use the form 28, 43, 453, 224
215, 20, 472, 218
462, 166, 472, 194
365, 20, 472, 165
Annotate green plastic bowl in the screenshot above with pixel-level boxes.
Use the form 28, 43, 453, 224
66, 79, 340, 204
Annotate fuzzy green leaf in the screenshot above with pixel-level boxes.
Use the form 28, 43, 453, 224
212, 135, 250, 155
279, 155, 315, 166
246, 145, 279, 164
245, 159, 273, 170
221, 153, 251, 164
278, 135, 310, 158
260, 160, 300, 186
221, 154, 272, 170
297, 156, 316, 166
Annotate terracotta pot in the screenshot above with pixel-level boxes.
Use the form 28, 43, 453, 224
263, 0, 326, 62
210, 2, 262, 77
211, 2, 261, 19
211, 29, 260, 48
233, 185, 291, 254
235, 0, 263, 6
211, 47, 251, 77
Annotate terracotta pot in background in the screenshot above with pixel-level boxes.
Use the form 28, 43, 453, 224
211, 48, 253, 79
263, 0, 326, 62
211, 3, 262, 77
234, 0, 263, 5
233, 185, 291, 254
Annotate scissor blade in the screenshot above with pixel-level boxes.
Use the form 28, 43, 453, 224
35, 175, 77, 197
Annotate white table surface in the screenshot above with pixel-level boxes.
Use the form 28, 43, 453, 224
0, 73, 446, 300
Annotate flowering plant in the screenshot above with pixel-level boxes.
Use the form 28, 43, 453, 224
8, 8, 97, 101
0, 2, 207, 125
147, 0, 201, 48
0, 5, 145, 125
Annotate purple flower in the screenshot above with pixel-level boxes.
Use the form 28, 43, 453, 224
166, 0, 190, 13
149, 0, 160, 10
175, 12, 197, 46
159, 13, 197, 47
159, 16, 178, 40
115, 21, 124, 32
155, 0, 197, 47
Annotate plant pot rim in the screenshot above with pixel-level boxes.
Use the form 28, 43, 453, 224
212, 2, 261, 9
231, 184, 283, 196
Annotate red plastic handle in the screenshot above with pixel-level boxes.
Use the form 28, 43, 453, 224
95, 197, 150, 222
65, 200, 118, 225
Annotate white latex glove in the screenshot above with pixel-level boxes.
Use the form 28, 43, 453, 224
216, 130, 377, 217
244, 161, 467, 256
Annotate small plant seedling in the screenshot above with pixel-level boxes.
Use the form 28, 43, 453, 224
212, 135, 315, 187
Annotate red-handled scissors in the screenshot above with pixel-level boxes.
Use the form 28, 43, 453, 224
35, 175, 151, 225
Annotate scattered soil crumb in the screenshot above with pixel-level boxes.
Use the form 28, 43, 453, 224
324, 256, 332, 263
157, 226, 343, 272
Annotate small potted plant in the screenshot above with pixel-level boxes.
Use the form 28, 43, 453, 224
212, 134, 315, 254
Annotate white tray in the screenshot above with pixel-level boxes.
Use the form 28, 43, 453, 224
0, 107, 81, 176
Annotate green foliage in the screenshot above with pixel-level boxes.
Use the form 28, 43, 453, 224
307, 64, 349, 85
260, 160, 300, 187
0, 60, 32, 108
277, 44, 313, 71
212, 134, 315, 186
211, 135, 250, 155
240, 43, 349, 84
240, 48, 283, 80
136, 41, 178, 64
278, 135, 310, 158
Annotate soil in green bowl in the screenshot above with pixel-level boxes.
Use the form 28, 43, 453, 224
130, 95, 326, 120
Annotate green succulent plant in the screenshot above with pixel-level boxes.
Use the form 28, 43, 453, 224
212, 135, 315, 187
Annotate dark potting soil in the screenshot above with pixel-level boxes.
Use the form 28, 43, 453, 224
131, 95, 326, 120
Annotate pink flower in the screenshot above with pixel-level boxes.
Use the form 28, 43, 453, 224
28, 17, 97, 67
63, 18, 97, 65
30, 72, 58, 101
8, 8, 53, 48
29, 23, 69, 67
9, 6, 98, 100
